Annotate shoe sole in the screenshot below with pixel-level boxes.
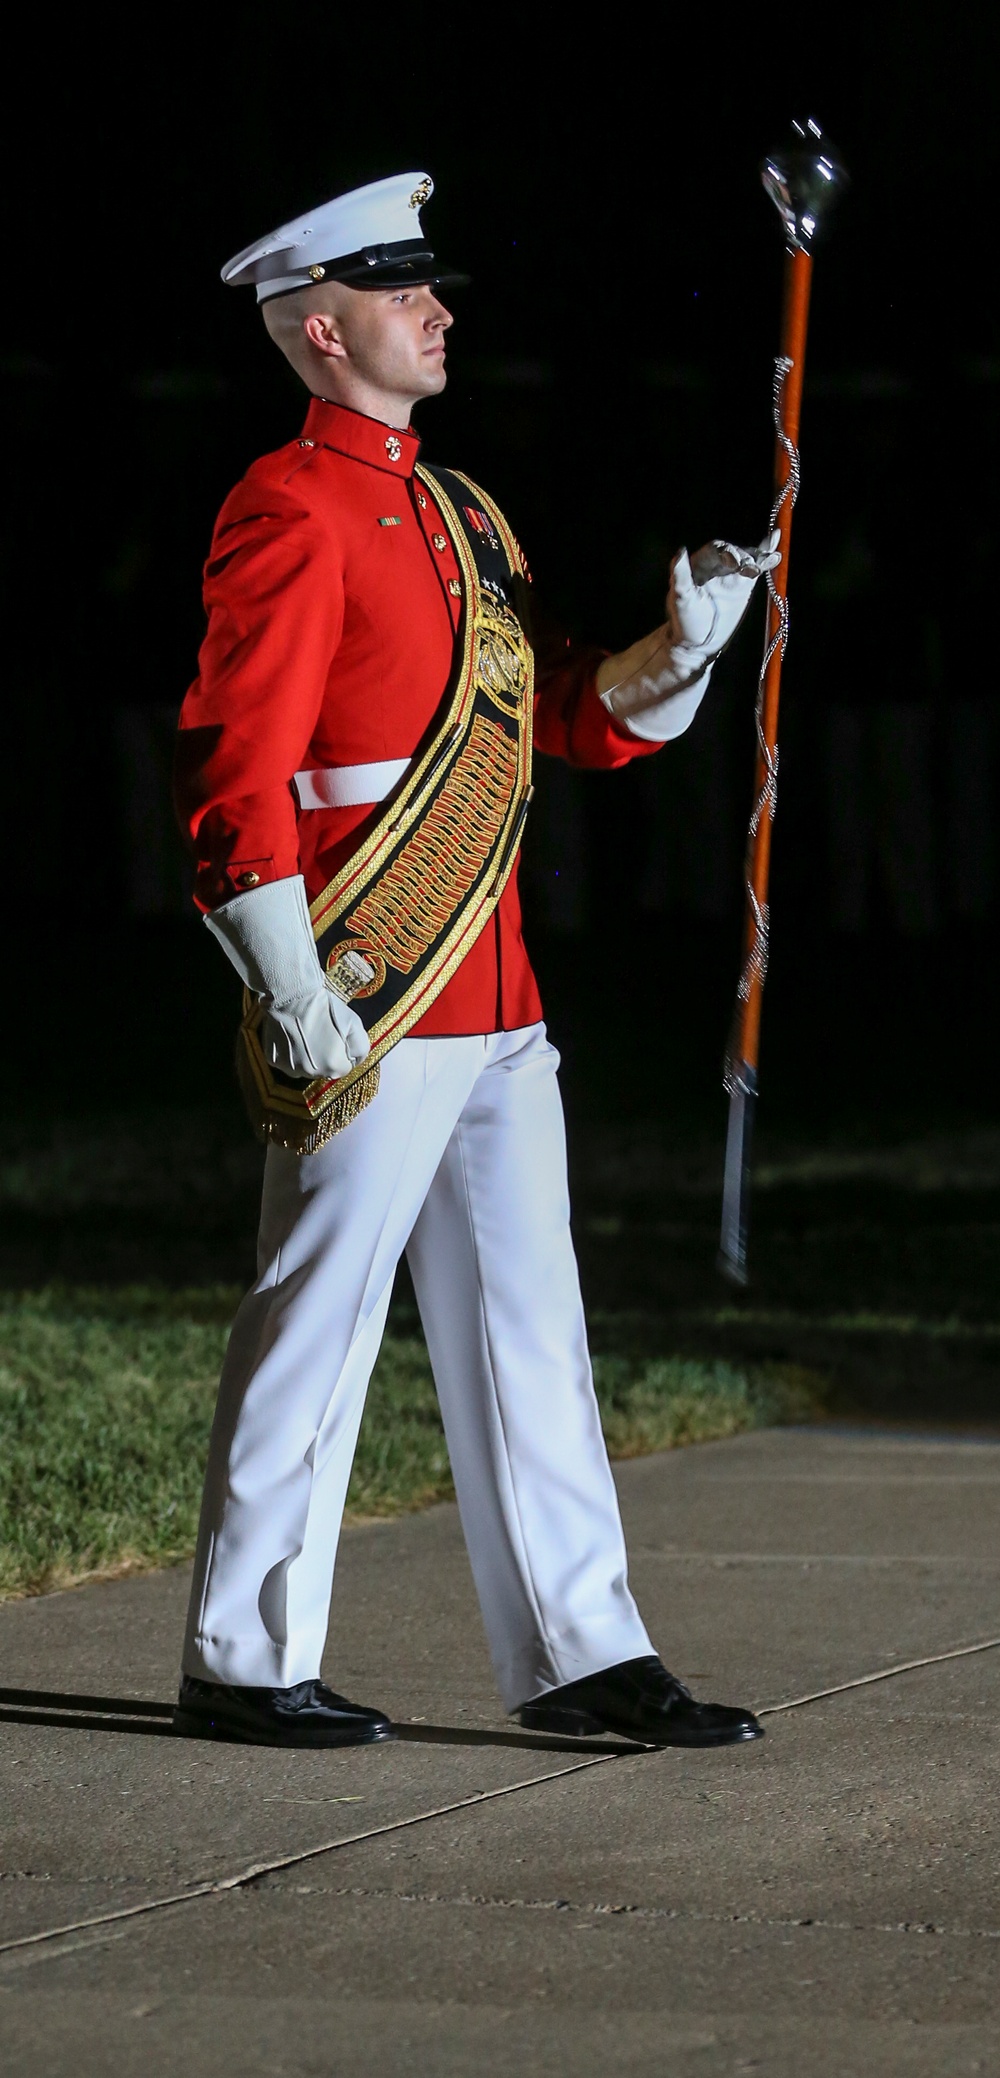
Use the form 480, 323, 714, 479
172, 1710, 395, 1748
517, 1703, 764, 1748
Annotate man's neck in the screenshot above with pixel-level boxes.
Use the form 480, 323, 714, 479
308, 379, 416, 431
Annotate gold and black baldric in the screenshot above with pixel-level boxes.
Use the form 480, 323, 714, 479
238, 466, 535, 1153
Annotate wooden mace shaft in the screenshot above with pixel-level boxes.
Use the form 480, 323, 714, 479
718, 241, 815, 1286
734, 241, 813, 1075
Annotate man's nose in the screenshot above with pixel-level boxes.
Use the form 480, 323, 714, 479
427, 300, 453, 330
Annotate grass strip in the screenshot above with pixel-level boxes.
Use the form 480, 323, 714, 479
0, 1286, 822, 1601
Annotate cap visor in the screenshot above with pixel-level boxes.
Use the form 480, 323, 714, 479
331, 257, 469, 289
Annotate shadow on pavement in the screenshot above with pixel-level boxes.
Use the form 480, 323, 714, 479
0, 1687, 622, 1755
391, 1720, 632, 1755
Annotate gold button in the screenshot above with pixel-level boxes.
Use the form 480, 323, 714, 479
432, 533, 447, 551
416, 490, 427, 508
298, 438, 316, 448
448, 578, 461, 597
237, 870, 261, 888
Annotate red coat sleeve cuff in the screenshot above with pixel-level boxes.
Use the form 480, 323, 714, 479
534, 649, 663, 768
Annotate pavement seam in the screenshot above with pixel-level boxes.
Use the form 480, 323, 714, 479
635, 1554, 1000, 1566
755, 1634, 1000, 1716
3, 1634, 998, 1966
0, 1753, 620, 1963
260, 1881, 1000, 1941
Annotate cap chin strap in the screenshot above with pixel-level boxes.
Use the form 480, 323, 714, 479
327, 238, 436, 281
260, 238, 468, 300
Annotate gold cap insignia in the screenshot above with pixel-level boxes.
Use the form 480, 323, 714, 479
307, 263, 326, 282
409, 177, 433, 210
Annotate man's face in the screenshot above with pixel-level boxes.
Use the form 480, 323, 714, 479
326, 281, 453, 405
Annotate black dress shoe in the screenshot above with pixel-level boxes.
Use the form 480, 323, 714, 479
173, 1675, 394, 1748
516, 1655, 763, 1748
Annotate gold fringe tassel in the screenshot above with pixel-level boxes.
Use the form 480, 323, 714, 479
236, 1034, 381, 1155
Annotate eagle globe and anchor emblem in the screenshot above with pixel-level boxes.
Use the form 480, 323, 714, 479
472, 581, 529, 718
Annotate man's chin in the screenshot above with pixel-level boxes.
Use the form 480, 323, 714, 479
405, 368, 447, 417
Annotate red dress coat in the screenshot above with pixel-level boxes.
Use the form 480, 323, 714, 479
175, 398, 658, 1035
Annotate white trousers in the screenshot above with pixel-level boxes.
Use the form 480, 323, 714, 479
182, 1023, 653, 1709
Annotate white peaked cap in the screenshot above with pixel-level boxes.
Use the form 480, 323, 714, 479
221, 171, 467, 303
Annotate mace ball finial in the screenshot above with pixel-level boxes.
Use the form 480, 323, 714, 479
761, 118, 848, 252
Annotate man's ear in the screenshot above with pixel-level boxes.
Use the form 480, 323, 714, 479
303, 312, 347, 360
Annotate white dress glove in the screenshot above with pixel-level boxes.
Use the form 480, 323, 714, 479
204, 874, 371, 1081
599, 531, 780, 742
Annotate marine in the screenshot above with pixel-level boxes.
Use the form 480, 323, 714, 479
173, 171, 778, 1749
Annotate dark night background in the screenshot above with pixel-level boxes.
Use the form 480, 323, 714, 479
3, 12, 999, 1421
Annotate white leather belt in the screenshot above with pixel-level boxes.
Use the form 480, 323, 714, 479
294, 757, 411, 810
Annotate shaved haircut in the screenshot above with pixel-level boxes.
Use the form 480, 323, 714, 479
261, 282, 352, 384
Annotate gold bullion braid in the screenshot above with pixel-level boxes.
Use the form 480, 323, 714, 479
347, 715, 517, 973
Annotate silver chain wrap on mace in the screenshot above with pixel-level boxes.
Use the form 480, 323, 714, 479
723, 352, 800, 1098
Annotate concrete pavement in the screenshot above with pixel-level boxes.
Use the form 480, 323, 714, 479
1, 1426, 998, 2075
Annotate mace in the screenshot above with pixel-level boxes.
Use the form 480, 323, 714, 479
718, 119, 848, 1285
